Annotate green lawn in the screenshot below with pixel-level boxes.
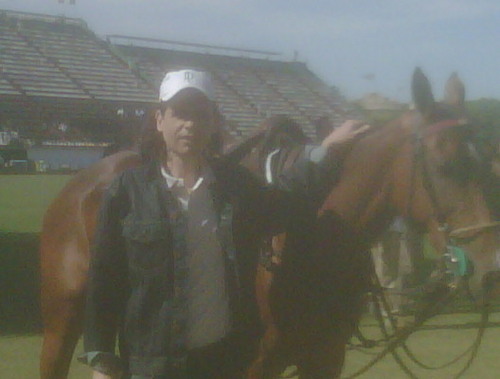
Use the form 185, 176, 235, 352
344, 312, 500, 379
1, 175, 499, 378
0, 175, 72, 233
1, 313, 499, 379
0, 336, 90, 379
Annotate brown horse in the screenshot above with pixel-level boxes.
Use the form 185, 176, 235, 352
39, 71, 499, 379
38, 114, 307, 379
247, 69, 500, 378
39, 151, 142, 379
239, 115, 310, 338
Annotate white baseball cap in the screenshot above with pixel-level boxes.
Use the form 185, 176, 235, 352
159, 69, 215, 102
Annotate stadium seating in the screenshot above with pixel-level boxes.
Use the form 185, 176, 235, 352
0, 10, 352, 141
0, 21, 88, 98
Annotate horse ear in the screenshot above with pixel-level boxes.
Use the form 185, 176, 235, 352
412, 67, 435, 115
443, 72, 465, 109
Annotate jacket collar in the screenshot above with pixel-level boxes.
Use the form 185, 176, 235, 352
160, 165, 215, 192
145, 158, 231, 213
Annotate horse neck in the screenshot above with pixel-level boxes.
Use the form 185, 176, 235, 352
319, 118, 412, 244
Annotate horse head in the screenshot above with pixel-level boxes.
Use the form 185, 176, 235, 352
320, 68, 500, 303
407, 68, 500, 302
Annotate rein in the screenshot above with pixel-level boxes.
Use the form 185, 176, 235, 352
449, 221, 500, 243
360, 117, 495, 378
344, 275, 491, 379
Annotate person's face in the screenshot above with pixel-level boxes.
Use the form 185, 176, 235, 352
156, 89, 215, 158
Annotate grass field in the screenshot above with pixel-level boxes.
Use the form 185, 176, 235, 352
1, 312, 499, 379
0, 175, 72, 233
343, 312, 500, 379
1, 175, 499, 378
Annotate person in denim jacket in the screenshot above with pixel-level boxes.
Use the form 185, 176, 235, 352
79, 69, 369, 379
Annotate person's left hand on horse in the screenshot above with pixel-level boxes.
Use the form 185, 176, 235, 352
321, 120, 371, 151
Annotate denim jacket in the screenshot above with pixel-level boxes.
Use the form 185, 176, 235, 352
79, 146, 339, 377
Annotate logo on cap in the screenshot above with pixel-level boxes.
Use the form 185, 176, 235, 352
184, 71, 194, 82
159, 69, 214, 102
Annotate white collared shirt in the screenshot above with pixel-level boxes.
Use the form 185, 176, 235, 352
161, 166, 231, 349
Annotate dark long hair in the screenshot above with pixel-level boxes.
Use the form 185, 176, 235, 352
259, 114, 309, 157
139, 103, 167, 163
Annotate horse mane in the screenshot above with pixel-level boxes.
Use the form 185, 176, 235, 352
342, 114, 411, 178
258, 115, 309, 156
317, 112, 416, 242
323, 101, 495, 238
343, 102, 477, 185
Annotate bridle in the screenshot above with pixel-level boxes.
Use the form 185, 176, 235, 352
346, 115, 499, 379
401, 114, 499, 376
406, 116, 500, 280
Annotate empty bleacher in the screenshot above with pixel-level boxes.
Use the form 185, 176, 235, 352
0, 21, 88, 98
13, 18, 154, 102
113, 40, 349, 137
0, 9, 352, 141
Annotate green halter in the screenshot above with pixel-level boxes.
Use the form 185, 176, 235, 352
445, 244, 471, 278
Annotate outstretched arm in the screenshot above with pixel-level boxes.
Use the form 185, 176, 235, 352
278, 120, 371, 206
233, 120, 371, 236
320, 120, 371, 152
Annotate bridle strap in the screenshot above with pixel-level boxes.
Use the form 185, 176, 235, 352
408, 117, 498, 246
418, 137, 448, 226
406, 127, 448, 227
449, 221, 500, 242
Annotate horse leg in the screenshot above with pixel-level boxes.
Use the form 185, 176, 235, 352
248, 263, 282, 379
39, 237, 88, 379
260, 343, 291, 379
40, 295, 84, 379
298, 349, 345, 379
297, 337, 348, 379
295, 319, 355, 379
247, 322, 292, 379
249, 254, 293, 379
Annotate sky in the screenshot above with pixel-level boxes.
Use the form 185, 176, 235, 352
1, 0, 499, 102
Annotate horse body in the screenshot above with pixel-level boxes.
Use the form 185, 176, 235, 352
38, 116, 305, 379
252, 71, 500, 378
240, 117, 310, 378
40, 150, 141, 379
38, 71, 499, 379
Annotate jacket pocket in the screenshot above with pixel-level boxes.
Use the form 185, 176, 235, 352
122, 221, 170, 274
